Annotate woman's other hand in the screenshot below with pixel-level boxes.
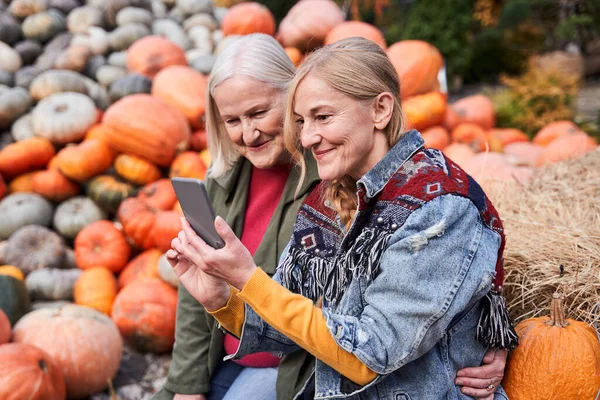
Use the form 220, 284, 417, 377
174, 216, 258, 290
454, 348, 507, 399
166, 241, 229, 312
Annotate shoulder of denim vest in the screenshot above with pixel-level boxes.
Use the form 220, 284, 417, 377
358, 129, 424, 200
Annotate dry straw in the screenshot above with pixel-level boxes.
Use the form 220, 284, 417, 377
484, 149, 600, 334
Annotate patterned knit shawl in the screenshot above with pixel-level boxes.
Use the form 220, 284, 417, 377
280, 148, 518, 350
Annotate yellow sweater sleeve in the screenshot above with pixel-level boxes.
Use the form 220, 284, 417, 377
209, 285, 245, 337
209, 268, 378, 386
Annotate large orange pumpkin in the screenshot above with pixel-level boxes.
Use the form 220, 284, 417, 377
0, 343, 66, 400
503, 142, 545, 167
221, 2, 276, 36
0, 308, 10, 344
111, 277, 178, 353
537, 132, 597, 166
441, 143, 476, 168
532, 120, 582, 146
276, 0, 344, 52
447, 95, 496, 130
463, 152, 533, 185
32, 168, 80, 202
0, 137, 55, 180
403, 91, 447, 131
126, 36, 187, 78
324, 21, 386, 49
137, 178, 178, 210
55, 138, 115, 182
114, 153, 163, 186
485, 128, 529, 147
118, 248, 162, 289
74, 220, 131, 273
152, 66, 208, 129
12, 305, 123, 399
102, 94, 191, 167
386, 40, 444, 98
422, 126, 451, 150
74, 267, 118, 315
451, 123, 488, 152
502, 294, 600, 399
170, 151, 208, 180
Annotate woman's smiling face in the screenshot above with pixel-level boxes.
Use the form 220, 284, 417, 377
213, 75, 289, 169
293, 74, 390, 181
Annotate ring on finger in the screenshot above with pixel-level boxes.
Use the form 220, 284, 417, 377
486, 378, 495, 391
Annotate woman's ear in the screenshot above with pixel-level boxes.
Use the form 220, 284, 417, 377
372, 92, 394, 131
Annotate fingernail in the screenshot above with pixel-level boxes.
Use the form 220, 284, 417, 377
215, 216, 225, 226
456, 371, 464, 377
455, 379, 463, 385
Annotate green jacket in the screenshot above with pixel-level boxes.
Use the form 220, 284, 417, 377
153, 155, 320, 400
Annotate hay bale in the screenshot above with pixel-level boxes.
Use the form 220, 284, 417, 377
487, 149, 600, 334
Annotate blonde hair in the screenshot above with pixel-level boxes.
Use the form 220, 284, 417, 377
284, 37, 406, 228
206, 33, 296, 177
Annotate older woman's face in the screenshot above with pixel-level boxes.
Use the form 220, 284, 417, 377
294, 75, 389, 181
213, 76, 288, 169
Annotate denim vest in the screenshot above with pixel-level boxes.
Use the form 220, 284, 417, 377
230, 130, 511, 399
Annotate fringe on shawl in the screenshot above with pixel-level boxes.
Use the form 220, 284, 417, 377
476, 290, 519, 350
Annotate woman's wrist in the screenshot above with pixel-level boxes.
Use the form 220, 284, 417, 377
230, 264, 259, 291
202, 284, 233, 312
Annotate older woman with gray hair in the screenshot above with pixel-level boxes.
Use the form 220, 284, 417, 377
155, 34, 507, 400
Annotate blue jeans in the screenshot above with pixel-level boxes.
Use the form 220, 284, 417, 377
207, 361, 277, 400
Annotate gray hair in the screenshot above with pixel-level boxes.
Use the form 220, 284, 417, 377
205, 33, 296, 177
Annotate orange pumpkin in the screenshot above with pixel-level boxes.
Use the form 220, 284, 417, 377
0, 265, 24, 281
503, 142, 545, 167
221, 2, 276, 36
74, 267, 118, 315
285, 47, 303, 66
463, 152, 533, 184
276, 0, 344, 52
111, 277, 178, 353
403, 91, 447, 131
442, 143, 476, 168
170, 151, 208, 180
532, 120, 582, 146
448, 95, 496, 130
451, 123, 488, 152
103, 94, 191, 167
114, 153, 163, 186
486, 128, 529, 147
12, 305, 122, 399
325, 21, 386, 49
152, 66, 209, 129
8, 171, 39, 193
190, 129, 209, 152
127, 36, 187, 78
0, 343, 66, 400
0, 137, 55, 180
137, 178, 177, 210
422, 126, 450, 149
117, 198, 181, 252
55, 139, 115, 183
0, 309, 10, 344
74, 220, 131, 273
0, 174, 5, 200
386, 40, 444, 98
118, 248, 162, 289
84, 124, 117, 155
32, 168, 80, 202
537, 132, 597, 166
502, 294, 600, 399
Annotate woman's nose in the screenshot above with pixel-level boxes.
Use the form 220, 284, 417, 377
300, 122, 320, 149
242, 119, 258, 142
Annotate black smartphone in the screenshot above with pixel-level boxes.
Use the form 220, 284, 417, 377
171, 177, 225, 249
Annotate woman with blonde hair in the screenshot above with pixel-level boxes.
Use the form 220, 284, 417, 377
160, 35, 511, 400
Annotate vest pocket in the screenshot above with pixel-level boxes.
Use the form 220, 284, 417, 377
394, 391, 411, 400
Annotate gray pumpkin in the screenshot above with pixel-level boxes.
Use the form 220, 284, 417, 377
0, 70, 13, 87
64, 247, 78, 269
26, 268, 82, 300
0, 132, 15, 150
107, 51, 128, 68
0, 41, 23, 73
151, 0, 167, 19
0, 193, 54, 240
5, 225, 66, 275
14, 40, 44, 65
54, 45, 91, 72
53, 196, 107, 239
108, 22, 151, 50
34, 50, 62, 70
116, 6, 153, 27
0, 13, 22, 46
49, 0, 79, 14
67, 5, 104, 34
104, 0, 152, 28
0, 240, 7, 264
152, 18, 190, 50
0, 87, 32, 130
176, 0, 212, 16
82, 76, 110, 110
84, 54, 107, 79
95, 64, 126, 87
108, 73, 151, 103
22, 9, 67, 43
0, 275, 30, 325
71, 26, 110, 55
8, 0, 49, 19
30, 69, 89, 101
183, 13, 217, 32
44, 31, 72, 53
11, 113, 35, 141
15, 65, 46, 89
31, 300, 73, 311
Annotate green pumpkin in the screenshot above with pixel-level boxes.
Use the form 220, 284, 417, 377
87, 175, 137, 214
0, 275, 31, 325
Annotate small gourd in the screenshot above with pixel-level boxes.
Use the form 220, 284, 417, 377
74, 267, 118, 315
87, 175, 136, 214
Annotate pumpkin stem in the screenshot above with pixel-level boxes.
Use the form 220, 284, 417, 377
546, 292, 570, 327
107, 378, 117, 400
38, 359, 48, 374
